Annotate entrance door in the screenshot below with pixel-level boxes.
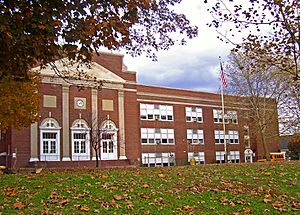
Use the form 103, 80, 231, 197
244, 149, 253, 163
101, 139, 117, 160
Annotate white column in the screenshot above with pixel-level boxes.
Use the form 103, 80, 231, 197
62, 85, 71, 161
118, 90, 127, 159
29, 122, 39, 162
91, 89, 98, 160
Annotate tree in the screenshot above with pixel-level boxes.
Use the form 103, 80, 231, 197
90, 115, 102, 168
288, 133, 300, 160
225, 48, 285, 159
1, 0, 198, 81
0, 0, 197, 133
206, 0, 300, 134
0, 72, 39, 131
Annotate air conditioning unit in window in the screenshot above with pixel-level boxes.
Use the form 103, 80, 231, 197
156, 139, 161, 144
155, 115, 159, 120
193, 118, 197, 122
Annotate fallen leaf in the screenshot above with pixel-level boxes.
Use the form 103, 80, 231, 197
80, 206, 90, 212
158, 174, 165, 178
114, 195, 123, 201
230, 201, 236, 207
272, 203, 283, 207
102, 175, 109, 179
265, 172, 272, 176
244, 207, 251, 214
5, 190, 17, 197
263, 199, 272, 203
292, 202, 300, 209
140, 193, 150, 199
12, 202, 26, 209
143, 184, 150, 188
60, 198, 69, 205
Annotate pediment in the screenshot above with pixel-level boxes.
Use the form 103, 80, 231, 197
32, 58, 125, 83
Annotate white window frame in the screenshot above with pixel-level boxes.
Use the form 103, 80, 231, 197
228, 130, 239, 144
214, 130, 225, 144
216, 151, 226, 163
187, 129, 204, 144
228, 151, 240, 163
142, 152, 175, 167
141, 128, 175, 145
213, 109, 238, 124
226, 111, 238, 124
140, 103, 173, 121
71, 119, 90, 161
188, 152, 205, 164
40, 118, 61, 161
186, 107, 203, 123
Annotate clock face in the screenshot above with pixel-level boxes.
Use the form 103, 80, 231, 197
76, 99, 84, 107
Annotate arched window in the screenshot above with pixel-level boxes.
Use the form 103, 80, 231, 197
40, 118, 61, 161
100, 120, 118, 160
71, 119, 90, 161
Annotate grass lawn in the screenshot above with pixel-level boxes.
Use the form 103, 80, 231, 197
0, 162, 299, 214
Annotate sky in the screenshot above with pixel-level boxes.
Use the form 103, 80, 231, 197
121, 0, 235, 93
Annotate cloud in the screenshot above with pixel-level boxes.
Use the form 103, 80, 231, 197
122, 0, 234, 93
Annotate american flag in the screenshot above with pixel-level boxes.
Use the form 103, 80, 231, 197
220, 62, 227, 88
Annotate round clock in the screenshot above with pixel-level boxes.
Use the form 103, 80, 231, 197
76, 99, 84, 107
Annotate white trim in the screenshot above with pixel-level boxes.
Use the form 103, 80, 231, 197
137, 99, 250, 110
100, 120, 118, 160
40, 118, 61, 161
62, 157, 71, 161
29, 157, 39, 162
119, 155, 127, 160
0, 152, 7, 156
71, 119, 91, 161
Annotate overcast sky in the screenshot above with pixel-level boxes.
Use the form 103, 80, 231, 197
121, 0, 235, 93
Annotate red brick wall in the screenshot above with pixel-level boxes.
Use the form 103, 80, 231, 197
124, 90, 140, 163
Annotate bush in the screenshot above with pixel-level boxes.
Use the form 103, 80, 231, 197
288, 133, 300, 160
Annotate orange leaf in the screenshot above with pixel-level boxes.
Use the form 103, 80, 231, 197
102, 175, 109, 179
114, 195, 123, 201
12, 202, 26, 209
158, 174, 165, 178
244, 207, 251, 214
143, 184, 150, 188
80, 206, 90, 212
60, 199, 69, 205
272, 203, 283, 207
263, 199, 272, 203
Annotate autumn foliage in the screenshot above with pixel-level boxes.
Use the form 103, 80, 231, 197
0, 73, 39, 131
0, 0, 198, 81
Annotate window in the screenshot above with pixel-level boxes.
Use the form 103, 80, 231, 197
188, 152, 205, 164
214, 130, 225, 144
228, 130, 239, 144
228, 151, 240, 163
213, 109, 223, 123
141, 128, 174, 145
214, 130, 239, 144
213, 109, 238, 124
140, 103, 173, 121
244, 137, 250, 148
216, 151, 226, 163
40, 118, 60, 161
226, 111, 238, 124
186, 107, 203, 123
71, 119, 90, 161
187, 129, 204, 144
142, 152, 175, 167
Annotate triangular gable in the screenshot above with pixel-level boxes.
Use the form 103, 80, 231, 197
32, 58, 125, 83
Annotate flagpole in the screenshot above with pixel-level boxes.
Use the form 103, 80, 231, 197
219, 56, 227, 163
